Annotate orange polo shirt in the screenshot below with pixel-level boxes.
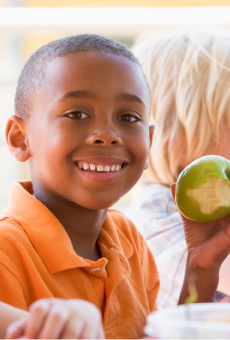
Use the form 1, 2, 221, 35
0, 181, 159, 339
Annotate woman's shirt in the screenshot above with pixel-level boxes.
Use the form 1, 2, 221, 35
125, 183, 187, 309
125, 183, 229, 308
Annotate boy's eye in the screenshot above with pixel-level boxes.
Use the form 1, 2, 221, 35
119, 114, 140, 123
65, 111, 88, 120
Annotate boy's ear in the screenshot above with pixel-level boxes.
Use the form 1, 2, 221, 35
144, 124, 155, 170
5, 115, 30, 162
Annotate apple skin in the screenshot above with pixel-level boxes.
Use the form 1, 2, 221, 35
175, 155, 230, 222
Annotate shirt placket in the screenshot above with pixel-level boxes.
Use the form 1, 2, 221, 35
102, 248, 131, 327
83, 258, 108, 311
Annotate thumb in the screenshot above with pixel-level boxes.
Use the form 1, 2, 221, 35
170, 183, 176, 203
5, 317, 27, 339
208, 222, 230, 264
170, 182, 190, 224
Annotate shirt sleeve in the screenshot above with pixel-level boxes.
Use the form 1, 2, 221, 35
0, 261, 28, 310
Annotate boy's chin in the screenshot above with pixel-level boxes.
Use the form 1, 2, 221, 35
79, 199, 118, 211
73, 193, 123, 211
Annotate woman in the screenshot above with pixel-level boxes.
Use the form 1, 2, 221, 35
126, 27, 230, 308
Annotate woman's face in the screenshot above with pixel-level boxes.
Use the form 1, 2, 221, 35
180, 125, 230, 171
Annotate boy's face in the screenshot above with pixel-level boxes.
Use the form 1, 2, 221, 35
23, 51, 153, 210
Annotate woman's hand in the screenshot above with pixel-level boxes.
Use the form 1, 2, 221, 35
171, 183, 230, 269
5, 298, 105, 339
171, 183, 230, 304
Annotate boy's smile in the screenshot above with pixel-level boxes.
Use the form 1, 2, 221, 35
22, 51, 153, 210
74, 157, 128, 182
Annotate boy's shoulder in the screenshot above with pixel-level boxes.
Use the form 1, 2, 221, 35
0, 213, 29, 248
108, 208, 141, 234
0, 213, 25, 233
0, 213, 31, 272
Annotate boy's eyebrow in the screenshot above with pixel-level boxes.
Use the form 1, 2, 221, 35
58, 90, 96, 101
117, 93, 147, 109
57, 90, 147, 109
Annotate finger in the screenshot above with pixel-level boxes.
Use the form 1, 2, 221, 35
220, 221, 230, 249
5, 317, 28, 339
25, 299, 51, 339
170, 183, 176, 202
80, 314, 104, 339
81, 322, 105, 339
96, 326, 105, 339
61, 319, 84, 339
206, 222, 230, 264
218, 215, 230, 229
170, 183, 191, 224
38, 304, 69, 339
80, 324, 96, 339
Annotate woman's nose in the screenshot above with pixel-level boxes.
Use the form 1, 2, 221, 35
86, 128, 122, 146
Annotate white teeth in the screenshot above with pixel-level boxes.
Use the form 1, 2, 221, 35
97, 165, 104, 172
104, 165, 110, 172
83, 163, 89, 170
77, 162, 123, 172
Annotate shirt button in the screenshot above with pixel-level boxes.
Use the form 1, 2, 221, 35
90, 268, 102, 273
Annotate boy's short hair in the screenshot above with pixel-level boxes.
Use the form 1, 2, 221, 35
132, 27, 230, 186
15, 34, 145, 119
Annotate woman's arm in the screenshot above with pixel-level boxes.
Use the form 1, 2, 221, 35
0, 302, 28, 339
178, 256, 219, 304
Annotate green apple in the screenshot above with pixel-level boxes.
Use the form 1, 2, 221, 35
175, 155, 230, 222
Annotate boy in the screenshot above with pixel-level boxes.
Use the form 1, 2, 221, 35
2, 34, 158, 339
2, 34, 230, 339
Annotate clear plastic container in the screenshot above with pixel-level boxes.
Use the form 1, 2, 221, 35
145, 303, 230, 339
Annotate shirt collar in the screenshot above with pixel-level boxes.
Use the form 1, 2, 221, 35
4, 181, 133, 274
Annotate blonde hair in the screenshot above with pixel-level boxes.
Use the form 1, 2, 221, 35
133, 27, 230, 186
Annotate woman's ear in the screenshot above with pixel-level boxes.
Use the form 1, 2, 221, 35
5, 115, 30, 162
144, 124, 155, 170
149, 124, 155, 149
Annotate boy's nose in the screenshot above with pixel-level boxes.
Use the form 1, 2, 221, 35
86, 128, 122, 146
